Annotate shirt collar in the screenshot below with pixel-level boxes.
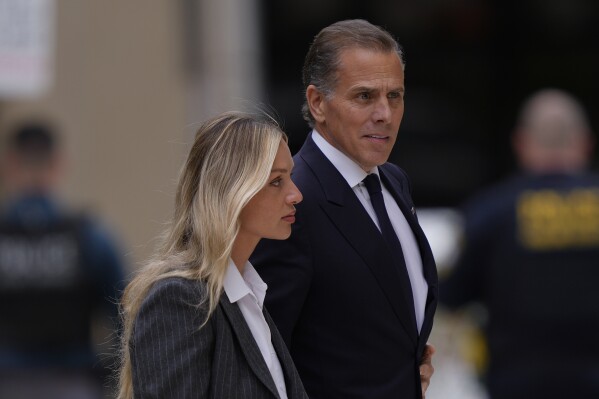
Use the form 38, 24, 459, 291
311, 129, 379, 187
223, 259, 268, 308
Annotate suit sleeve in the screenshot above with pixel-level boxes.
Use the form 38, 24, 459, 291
130, 278, 214, 399
251, 201, 314, 346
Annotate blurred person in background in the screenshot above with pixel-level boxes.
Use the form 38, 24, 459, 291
0, 121, 126, 399
251, 19, 437, 399
440, 88, 599, 398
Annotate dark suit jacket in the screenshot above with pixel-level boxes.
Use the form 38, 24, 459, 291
130, 276, 308, 399
251, 135, 438, 399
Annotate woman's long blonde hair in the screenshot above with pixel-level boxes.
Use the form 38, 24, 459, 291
116, 111, 286, 399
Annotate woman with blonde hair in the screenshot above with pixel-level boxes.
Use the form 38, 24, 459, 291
117, 111, 306, 399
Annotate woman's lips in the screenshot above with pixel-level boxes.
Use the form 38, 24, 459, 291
282, 212, 296, 223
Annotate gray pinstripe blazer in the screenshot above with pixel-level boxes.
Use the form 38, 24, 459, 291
130, 277, 308, 399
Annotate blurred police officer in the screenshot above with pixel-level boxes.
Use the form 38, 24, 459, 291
441, 89, 599, 398
0, 121, 126, 399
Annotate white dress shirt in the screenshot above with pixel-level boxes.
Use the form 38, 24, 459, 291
223, 260, 288, 398
312, 130, 428, 332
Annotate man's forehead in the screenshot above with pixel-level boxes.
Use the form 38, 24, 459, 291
335, 51, 403, 85
337, 46, 403, 67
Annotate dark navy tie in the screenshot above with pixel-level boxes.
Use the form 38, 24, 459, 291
362, 173, 416, 320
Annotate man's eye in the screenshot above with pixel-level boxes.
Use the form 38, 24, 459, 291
388, 91, 402, 99
358, 92, 370, 100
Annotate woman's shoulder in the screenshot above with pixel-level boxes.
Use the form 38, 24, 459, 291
134, 276, 211, 335
146, 276, 206, 303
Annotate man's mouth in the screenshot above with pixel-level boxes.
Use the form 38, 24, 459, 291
364, 134, 389, 141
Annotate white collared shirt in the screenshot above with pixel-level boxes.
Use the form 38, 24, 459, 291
223, 260, 288, 398
312, 130, 428, 332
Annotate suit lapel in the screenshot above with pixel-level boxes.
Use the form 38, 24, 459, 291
299, 137, 418, 343
264, 309, 306, 399
379, 167, 438, 284
219, 293, 280, 399
379, 166, 439, 349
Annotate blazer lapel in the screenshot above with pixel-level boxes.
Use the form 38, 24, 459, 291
219, 293, 280, 398
299, 137, 419, 343
264, 309, 307, 399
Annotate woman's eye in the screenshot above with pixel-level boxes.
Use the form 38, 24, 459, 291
270, 178, 282, 187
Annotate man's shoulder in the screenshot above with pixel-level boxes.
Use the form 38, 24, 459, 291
291, 150, 323, 188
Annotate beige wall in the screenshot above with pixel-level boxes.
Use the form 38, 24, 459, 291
1, 1, 188, 272
0, 0, 264, 273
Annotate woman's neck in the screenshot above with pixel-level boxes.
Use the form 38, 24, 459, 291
231, 234, 260, 274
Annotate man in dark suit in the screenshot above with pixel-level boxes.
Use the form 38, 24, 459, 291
251, 19, 438, 399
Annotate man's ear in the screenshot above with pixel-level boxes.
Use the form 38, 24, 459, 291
306, 85, 327, 123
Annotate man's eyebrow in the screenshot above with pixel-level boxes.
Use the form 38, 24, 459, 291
349, 85, 375, 92
349, 85, 405, 93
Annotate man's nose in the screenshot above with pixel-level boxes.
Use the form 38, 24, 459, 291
372, 98, 392, 123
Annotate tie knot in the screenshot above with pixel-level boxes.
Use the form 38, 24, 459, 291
363, 173, 382, 195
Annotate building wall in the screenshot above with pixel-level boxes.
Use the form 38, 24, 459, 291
0, 0, 187, 271
0, 0, 265, 271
